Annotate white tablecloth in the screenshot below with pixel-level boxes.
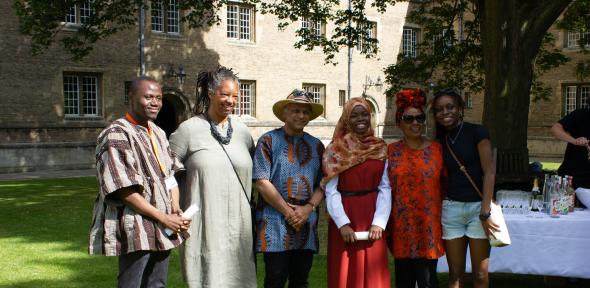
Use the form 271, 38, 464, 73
437, 210, 590, 278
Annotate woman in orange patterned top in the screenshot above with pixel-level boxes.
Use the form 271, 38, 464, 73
387, 88, 445, 288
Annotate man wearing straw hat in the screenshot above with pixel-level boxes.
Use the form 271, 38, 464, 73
252, 89, 325, 288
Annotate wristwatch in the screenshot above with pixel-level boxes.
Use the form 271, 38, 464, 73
306, 201, 317, 212
479, 212, 491, 221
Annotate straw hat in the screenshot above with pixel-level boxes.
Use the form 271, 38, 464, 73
272, 89, 324, 122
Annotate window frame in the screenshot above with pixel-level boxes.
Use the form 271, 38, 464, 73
151, 0, 181, 35
301, 18, 325, 39
565, 30, 590, 49
234, 80, 256, 117
226, 2, 255, 42
338, 90, 346, 107
302, 83, 326, 118
464, 92, 473, 109
402, 27, 419, 58
64, 0, 95, 26
356, 20, 377, 52
63, 73, 103, 119
562, 83, 590, 116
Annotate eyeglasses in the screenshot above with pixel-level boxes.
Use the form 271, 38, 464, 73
401, 114, 426, 124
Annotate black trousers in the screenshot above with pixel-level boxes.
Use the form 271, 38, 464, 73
263, 249, 314, 288
118, 250, 171, 288
394, 258, 439, 288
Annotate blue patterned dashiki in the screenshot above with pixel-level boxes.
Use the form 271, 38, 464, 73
253, 127, 325, 252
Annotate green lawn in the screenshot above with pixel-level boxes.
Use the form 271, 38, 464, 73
0, 177, 587, 287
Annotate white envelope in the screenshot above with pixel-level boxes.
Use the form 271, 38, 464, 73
355, 231, 369, 240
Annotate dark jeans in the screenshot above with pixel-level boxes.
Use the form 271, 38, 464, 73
263, 249, 314, 288
394, 258, 439, 288
118, 250, 171, 288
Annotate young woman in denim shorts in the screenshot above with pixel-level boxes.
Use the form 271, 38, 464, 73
433, 89, 499, 288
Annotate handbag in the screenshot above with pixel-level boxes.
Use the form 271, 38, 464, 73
445, 136, 511, 247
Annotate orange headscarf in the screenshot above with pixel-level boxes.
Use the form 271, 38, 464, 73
321, 97, 387, 187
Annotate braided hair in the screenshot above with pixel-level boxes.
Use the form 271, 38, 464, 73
194, 66, 239, 115
395, 88, 426, 124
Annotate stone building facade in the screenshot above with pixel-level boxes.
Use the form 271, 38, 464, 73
0, 1, 584, 173
0, 1, 413, 172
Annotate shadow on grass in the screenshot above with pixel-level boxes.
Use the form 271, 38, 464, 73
1, 178, 589, 288
0, 177, 193, 287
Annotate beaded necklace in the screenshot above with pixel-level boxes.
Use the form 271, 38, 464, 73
205, 114, 233, 145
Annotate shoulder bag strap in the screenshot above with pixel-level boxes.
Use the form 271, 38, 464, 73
216, 140, 253, 206
445, 135, 484, 199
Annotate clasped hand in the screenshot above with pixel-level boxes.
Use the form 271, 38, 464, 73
161, 207, 191, 233
339, 224, 384, 243
285, 203, 313, 231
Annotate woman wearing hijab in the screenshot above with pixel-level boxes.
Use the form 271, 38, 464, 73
387, 88, 445, 288
322, 97, 392, 288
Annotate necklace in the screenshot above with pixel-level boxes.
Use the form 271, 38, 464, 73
448, 121, 464, 145
205, 114, 233, 145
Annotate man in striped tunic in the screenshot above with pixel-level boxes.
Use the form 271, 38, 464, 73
89, 76, 190, 287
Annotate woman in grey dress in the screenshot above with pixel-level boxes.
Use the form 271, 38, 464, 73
170, 67, 257, 288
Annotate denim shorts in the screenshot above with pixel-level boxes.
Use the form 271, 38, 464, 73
441, 200, 487, 240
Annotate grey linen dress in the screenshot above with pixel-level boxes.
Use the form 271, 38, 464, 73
169, 115, 257, 288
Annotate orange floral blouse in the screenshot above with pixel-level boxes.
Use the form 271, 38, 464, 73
387, 140, 445, 259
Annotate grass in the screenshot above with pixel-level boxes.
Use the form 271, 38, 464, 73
540, 162, 561, 171
1, 177, 588, 287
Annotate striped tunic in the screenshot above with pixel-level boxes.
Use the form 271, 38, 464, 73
88, 117, 184, 256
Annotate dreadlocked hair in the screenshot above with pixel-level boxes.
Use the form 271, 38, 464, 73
395, 88, 426, 124
194, 66, 239, 115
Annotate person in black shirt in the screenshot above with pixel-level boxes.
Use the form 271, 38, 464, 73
433, 89, 499, 288
551, 108, 590, 191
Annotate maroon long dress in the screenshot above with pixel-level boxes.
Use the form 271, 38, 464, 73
327, 159, 391, 288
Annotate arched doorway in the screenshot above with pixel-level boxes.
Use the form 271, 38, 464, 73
363, 94, 381, 134
155, 88, 191, 137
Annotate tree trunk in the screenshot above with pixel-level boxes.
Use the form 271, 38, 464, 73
476, 0, 570, 184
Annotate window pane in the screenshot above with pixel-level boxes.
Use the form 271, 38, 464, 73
167, 0, 180, 33
64, 76, 80, 116
303, 85, 322, 104
237, 82, 254, 116
80, 0, 94, 24
339, 90, 345, 107
567, 31, 579, 48
302, 18, 322, 37
65, 5, 77, 23
403, 28, 417, 58
314, 21, 322, 37
227, 5, 238, 38
581, 85, 589, 109
81, 76, 99, 116
151, 0, 164, 32
239, 7, 251, 40
301, 18, 309, 29
565, 86, 577, 114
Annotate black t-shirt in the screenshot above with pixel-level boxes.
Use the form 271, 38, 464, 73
439, 122, 489, 202
557, 108, 590, 189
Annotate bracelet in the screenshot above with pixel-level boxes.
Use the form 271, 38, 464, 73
306, 202, 316, 212
479, 212, 491, 221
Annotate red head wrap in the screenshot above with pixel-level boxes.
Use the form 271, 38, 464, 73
395, 88, 426, 124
